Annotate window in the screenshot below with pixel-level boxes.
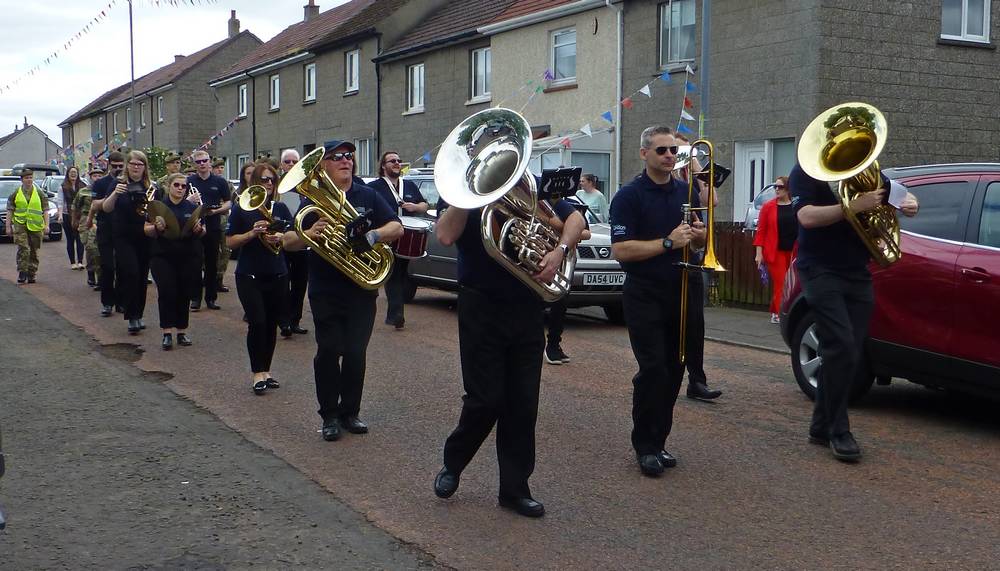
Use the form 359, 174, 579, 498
416, 180, 439, 207
977, 182, 1000, 247
126, 107, 132, 131
529, 151, 563, 174
269, 74, 280, 110
941, 0, 991, 42
345, 50, 359, 92
303, 143, 316, 155
571, 151, 611, 194
304, 63, 316, 102
140, 102, 147, 128
113, 112, 119, 134
550, 28, 576, 83
898, 180, 975, 241
354, 138, 372, 177
96, 117, 104, 138
406, 63, 424, 112
238, 83, 248, 117
237, 154, 251, 171
156, 96, 164, 123
659, 0, 696, 66
470, 47, 491, 100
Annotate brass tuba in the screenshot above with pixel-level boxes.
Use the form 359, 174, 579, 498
435, 108, 576, 302
277, 147, 393, 290
798, 102, 900, 266
239, 185, 281, 255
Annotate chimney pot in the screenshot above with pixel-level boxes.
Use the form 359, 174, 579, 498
228, 9, 240, 38
175, 54, 186, 63
304, 0, 319, 22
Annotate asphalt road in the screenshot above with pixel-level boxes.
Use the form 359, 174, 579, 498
1, 243, 999, 569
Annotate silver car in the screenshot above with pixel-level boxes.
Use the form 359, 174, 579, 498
741, 183, 778, 233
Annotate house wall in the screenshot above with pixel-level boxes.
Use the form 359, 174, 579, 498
0, 127, 56, 166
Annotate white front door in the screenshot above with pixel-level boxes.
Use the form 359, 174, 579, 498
733, 141, 768, 221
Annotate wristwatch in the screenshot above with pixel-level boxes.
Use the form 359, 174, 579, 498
662, 238, 673, 250
558, 244, 569, 255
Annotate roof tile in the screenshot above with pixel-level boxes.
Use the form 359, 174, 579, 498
489, 0, 579, 24
382, 0, 518, 57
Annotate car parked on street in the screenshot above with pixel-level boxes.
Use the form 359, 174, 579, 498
780, 163, 1000, 402
742, 183, 777, 233
0, 176, 63, 242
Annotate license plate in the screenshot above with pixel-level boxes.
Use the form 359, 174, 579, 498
582, 272, 625, 286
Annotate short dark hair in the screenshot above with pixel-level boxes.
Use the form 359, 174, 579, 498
640, 125, 673, 149
108, 151, 125, 163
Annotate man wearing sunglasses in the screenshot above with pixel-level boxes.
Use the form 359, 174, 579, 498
282, 140, 402, 442
187, 150, 233, 311
610, 125, 707, 478
90, 151, 126, 316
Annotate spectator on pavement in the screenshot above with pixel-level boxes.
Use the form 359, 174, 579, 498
754, 175, 796, 323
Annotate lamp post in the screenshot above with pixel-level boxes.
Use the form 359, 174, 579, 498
699, 0, 710, 138
128, 0, 137, 149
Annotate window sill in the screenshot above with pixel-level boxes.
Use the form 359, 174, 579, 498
237, 114, 247, 121
268, 107, 280, 114
344, 89, 359, 97
157, 120, 163, 124
303, 98, 317, 105
465, 95, 491, 106
658, 61, 696, 75
543, 82, 577, 94
402, 107, 425, 116
937, 37, 995, 49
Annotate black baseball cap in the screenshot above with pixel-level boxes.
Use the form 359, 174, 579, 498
322, 140, 356, 157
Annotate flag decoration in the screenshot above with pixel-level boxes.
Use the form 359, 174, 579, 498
559, 137, 572, 148
186, 114, 242, 159
639, 85, 652, 98
580, 124, 593, 137
601, 111, 614, 123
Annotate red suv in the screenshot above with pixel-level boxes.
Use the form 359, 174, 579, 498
780, 163, 1000, 401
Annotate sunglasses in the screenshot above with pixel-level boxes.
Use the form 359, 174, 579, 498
194, 158, 210, 164
260, 176, 276, 183
774, 183, 787, 189
324, 151, 354, 161
109, 163, 125, 169
282, 159, 296, 164
171, 182, 187, 189
384, 158, 402, 164
653, 145, 679, 156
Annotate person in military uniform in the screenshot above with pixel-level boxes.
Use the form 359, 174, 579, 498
155, 153, 183, 195
5, 169, 50, 284
212, 158, 234, 293
74, 165, 105, 288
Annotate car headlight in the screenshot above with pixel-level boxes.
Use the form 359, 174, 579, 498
47, 206, 58, 217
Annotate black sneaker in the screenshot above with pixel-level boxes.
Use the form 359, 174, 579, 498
26, 275, 36, 284
544, 344, 568, 365
101, 305, 113, 317
16, 272, 26, 284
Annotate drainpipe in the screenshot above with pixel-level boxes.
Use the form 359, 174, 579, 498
376, 34, 382, 160
699, 0, 711, 138
251, 75, 257, 157
606, 0, 623, 195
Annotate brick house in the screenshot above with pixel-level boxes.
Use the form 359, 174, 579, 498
0, 119, 62, 167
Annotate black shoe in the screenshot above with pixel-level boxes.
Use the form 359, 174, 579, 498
162, 333, 173, 351
339, 415, 369, 434
657, 450, 678, 468
321, 419, 342, 441
637, 454, 664, 477
252, 380, 268, 395
176, 333, 192, 346
127, 319, 141, 334
387, 318, 404, 330
206, 300, 221, 310
687, 381, 722, 401
830, 432, 862, 462
544, 344, 567, 365
218, 283, 230, 293
138, 319, 146, 330
292, 325, 309, 335
265, 377, 279, 389
280, 326, 293, 338
26, 275, 36, 284
16, 272, 26, 284
101, 305, 113, 317
498, 495, 545, 518
190, 301, 201, 311
433, 467, 460, 498
808, 432, 830, 446
116, 305, 124, 314
87, 277, 97, 287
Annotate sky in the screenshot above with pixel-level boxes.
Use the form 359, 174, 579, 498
0, 0, 349, 146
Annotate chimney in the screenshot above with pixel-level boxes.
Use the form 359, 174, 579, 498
23, 116, 28, 128
175, 54, 186, 63
304, 0, 319, 22
228, 9, 240, 38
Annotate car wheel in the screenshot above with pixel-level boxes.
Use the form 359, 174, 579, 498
603, 303, 625, 324
790, 311, 875, 403
402, 276, 417, 303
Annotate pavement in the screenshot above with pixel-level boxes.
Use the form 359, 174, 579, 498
704, 306, 787, 354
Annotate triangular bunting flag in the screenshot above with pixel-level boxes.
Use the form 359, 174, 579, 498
601, 111, 614, 123
560, 137, 572, 148
543, 69, 555, 81
580, 123, 593, 137
685, 64, 695, 75
621, 97, 634, 110
639, 84, 652, 97
686, 80, 698, 92
680, 110, 695, 121
659, 71, 671, 83
422, 152, 432, 162
677, 123, 694, 135
684, 97, 694, 109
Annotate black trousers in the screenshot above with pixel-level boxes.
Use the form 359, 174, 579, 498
383, 258, 409, 324
310, 291, 377, 421
623, 275, 687, 456
62, 213, 83, 264
545, 297, 568, 347
113, 235, 150, 321
799, 267, 874, 438
684, 271, 707, 385
97, 227, 117, 308
150, 251, 199, 330
442, 288, 544, 498
237, 273, 288, 373
195, 230, 222, 303
282, 249, 308, 327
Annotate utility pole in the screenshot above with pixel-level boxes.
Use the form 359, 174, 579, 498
128, 0, 137, 149
699, 0, 710, 138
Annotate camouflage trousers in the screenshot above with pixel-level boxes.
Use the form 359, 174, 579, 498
217, 213, 230, 282
12, 224, 41, 276
78, 223, 101, 277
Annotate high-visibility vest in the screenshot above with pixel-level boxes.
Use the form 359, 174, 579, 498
13, 186, 45, 232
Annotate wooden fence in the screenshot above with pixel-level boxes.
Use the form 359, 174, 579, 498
707, 223, 771, 309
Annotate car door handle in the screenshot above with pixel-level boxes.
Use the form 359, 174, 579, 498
960, 267, 991, 283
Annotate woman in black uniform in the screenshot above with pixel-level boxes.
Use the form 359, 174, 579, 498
226, 162, 294, 395
146, 173, 205, 350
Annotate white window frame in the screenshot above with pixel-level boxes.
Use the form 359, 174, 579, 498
345, 49, 360, 93
140, 102, 147, 128
354, 138, 372, 177
470, 47, 491, 102
406, 63, 425, 113
940, 0, 991, 42
237, 154, 251, 172
659, 0, 697, 68
304, 63, 316, 102
97, 117, 104, 138
238, 83, 248, 117
126, 107, 132, 131
550, 27, 577, 85
113, 112, 119, 134
269, 74, 280, 111
156, 96, 164, 123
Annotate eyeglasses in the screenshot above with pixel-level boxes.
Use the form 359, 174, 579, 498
324, 152, 354, 161
171, 182, 187, 189
128, 161, 145, 167
384, 158, 402, 164
774, 183, 787, 189
260, 176, 276, 183
282, 159, 297, 164
653, 145, 679, 156
194, 158, 210, 165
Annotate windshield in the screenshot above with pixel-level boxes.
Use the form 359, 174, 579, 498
0, 180, 22, 200
753, 186, 776, 208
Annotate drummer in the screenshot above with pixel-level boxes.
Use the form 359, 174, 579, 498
368, 151, 428, 330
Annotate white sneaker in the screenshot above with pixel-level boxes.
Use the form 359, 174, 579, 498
770, 313, 780, 324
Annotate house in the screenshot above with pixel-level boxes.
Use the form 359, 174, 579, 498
0, 119, 61, 168
208, 0, 448, 180
58, 11, 261, 170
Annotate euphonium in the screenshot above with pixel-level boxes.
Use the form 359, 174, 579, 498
239, 185, 281, 255
276, 147, 393, 290
435, 107, 576, 302
798, 102, 900, 266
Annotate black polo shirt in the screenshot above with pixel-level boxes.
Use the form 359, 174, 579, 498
91, 174, 117, 229
367, 178, 426, 216
789, 163, 888, 274
227, 200, 293, 277
298, 181, 399, 297
187, 173, 232, 233
609, 170, 700, 282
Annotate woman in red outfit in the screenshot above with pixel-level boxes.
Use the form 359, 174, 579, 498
753, 176, 797, 323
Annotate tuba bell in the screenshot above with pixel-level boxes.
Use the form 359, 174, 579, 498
435, 108, 576, 302
239, 185, 282, 255
277, 147, 393, 290
798, 102, 901, 266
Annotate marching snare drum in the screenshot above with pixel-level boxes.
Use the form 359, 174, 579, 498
393, 216, 431, 259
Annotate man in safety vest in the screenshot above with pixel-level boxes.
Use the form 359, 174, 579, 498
5, 169, 50, 284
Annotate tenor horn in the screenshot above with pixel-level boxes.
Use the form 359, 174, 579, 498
277, 147, 393, 290
239, 185, 282, 255
435, 107, 576, 302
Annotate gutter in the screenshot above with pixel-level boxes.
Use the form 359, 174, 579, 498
209, 52, 313, 88
374, 30, 479, 63
478, 0, 607, 35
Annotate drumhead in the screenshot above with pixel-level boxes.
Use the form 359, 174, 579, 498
399, 215, 432, 231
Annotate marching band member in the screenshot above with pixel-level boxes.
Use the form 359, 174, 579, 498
282, 140, 401, 440
187, 150, 232, 311
90, 151, 125, 316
